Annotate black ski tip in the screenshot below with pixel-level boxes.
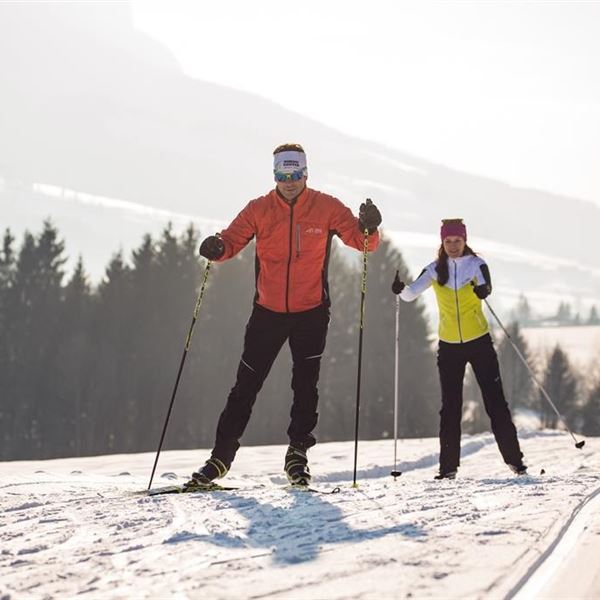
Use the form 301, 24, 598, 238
576, 440, 585, 449
390, 470, 402, 478
540, 468, 546, 475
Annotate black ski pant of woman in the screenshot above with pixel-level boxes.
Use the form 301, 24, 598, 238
211, 303, 330, 468
437, 333, 523, 473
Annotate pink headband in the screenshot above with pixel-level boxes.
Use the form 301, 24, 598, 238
440, 221, 467, 241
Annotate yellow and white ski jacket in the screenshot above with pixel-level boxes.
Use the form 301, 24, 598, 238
400, 255, 490, 343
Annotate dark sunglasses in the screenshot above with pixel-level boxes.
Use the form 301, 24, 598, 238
274, 169, 305, 182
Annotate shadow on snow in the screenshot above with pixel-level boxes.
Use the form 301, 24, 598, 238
163, 488, 426, 565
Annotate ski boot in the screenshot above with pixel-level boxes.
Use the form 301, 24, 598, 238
285, 442, 311, 487
509, 463, 528, 476
183, 457, 229, 491
434, 469, 457, 480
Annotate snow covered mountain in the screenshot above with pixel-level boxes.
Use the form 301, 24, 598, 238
1, 432, 599, 598
1, 3, 599, 314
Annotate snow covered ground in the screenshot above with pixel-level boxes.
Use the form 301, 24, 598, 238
1, 431, 598, 599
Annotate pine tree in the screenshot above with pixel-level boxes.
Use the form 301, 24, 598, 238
6, 222, 67, 457
92, 251, 133, 453
0, 228, 15, 290
149, 223, 207, 450
556, 302, 572, 325
0, 228, 16, 361
588, 305, 600, 325
56, 256, 93, 455
539, 345, 579, 429
125, 233, 160, 452
2, 231, 37, 456
511, 293, 533, 327
0, 229, 16, 455
580, 381, 600, 436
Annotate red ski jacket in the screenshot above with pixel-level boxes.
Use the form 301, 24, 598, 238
216, 187, 380, 313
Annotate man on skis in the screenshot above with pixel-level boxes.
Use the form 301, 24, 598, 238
186, 143, 382, 488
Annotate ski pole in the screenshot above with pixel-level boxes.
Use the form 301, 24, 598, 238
352, 221, 370, 488
483, 297, 585, 450
147, 259, 213, 490
390, 271, 403, 479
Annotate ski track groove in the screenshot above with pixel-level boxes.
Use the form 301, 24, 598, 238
501, 482, 600, 598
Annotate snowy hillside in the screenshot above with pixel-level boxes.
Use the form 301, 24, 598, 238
1, 432, 599, 599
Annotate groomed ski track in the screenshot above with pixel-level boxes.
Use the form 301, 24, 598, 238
1, 431, 598, 599
507, 483, 600, 599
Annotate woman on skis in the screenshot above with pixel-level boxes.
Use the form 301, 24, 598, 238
394, 219, 526, 479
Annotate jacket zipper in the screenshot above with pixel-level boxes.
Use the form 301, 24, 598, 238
285, 205, 294, 312
452, 260, 464, 343
296, 224, 300, 258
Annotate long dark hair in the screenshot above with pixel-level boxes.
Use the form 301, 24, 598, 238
435, 244, 477, 285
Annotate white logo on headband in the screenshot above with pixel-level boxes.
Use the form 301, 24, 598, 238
274, 150, 307, 174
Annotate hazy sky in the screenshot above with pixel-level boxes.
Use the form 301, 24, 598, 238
131, 1, 599, 206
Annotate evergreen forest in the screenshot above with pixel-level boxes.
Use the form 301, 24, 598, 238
0, 221, 598, 461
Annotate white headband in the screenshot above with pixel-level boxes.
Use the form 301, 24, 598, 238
273, 150, 307, 174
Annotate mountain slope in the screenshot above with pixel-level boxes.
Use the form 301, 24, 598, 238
1, 3, 598, 309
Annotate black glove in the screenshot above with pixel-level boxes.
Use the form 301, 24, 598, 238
473, 284, 491, 299
199, 235, 225, 260
391, 270, 405, 295
358, 198, 382, 234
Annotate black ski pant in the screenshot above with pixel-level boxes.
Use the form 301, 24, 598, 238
437, 334, 523, 473
211, 303, 330, 467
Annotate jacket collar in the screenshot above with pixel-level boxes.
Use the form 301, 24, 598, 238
275, 185, 308, 207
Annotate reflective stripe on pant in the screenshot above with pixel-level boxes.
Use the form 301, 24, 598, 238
437, 333, 523, 472
212, 303, 330, 466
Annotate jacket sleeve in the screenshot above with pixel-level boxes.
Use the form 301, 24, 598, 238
216, 201, 257, 261
400, 265, 434, 302
328, 196, 380, 252
474, 259, 492, 290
